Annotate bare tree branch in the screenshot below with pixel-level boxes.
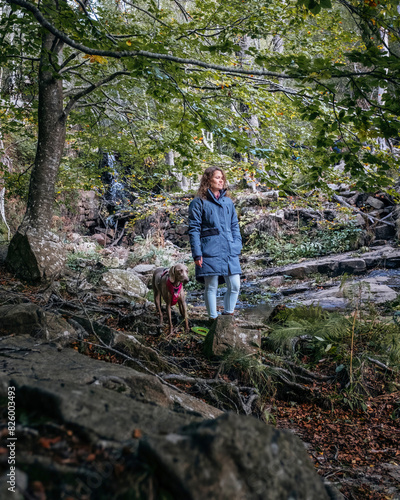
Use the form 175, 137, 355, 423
4, 0, 295, 79
63, 71, 131, 116
59, 52, 78, 71
122, 0, 170, 27
169, 0, 190, 22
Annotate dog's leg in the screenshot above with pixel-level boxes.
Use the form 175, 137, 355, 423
166, 303, 174, 335
154, 290, 163, 325
178, 296, 189, 333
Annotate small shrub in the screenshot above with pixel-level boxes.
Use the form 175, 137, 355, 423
219, 349, 275, 395
67, 250, 101, 270
266, 305, 400, 369
127, 235, 176, 268
244, 223, 361, 265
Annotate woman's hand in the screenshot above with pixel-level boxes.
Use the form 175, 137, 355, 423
195, 257, 203, 268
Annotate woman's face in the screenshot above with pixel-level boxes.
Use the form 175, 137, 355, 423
210, 170, 224, 192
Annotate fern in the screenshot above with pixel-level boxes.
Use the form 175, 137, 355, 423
220, 349, 274, 393
266, 306, 350, 359
266, 305, 400, 369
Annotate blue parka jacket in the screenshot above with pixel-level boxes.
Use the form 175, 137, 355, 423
188, 189, 242, 283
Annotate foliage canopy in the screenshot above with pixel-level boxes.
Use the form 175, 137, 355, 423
1, 0, 400, 195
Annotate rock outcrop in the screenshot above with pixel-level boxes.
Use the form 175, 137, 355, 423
100, 269, 149, 299
0, 304, 340, 499
139, 412, 334, 500
256, 245, 400, 280
6, 227, 66, 281
300, 277, 397, 311
0, 303, 76, 345
204, 315, 262, 357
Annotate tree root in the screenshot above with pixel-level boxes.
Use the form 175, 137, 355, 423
161, 374, 260, 415
367, 357, 394, 373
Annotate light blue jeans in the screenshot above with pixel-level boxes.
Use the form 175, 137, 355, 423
204, 274, 241, 319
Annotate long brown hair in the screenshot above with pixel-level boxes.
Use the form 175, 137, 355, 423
197, 167, 228, 199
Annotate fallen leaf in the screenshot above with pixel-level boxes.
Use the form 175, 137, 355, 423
38, 436, 62, 449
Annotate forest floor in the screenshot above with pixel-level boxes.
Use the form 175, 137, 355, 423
0, 257, 399, 500
141, 332, 400, 500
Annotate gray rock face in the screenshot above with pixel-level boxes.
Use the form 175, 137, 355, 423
0, 335, 222, 427
139, 412, 332, 500
0, 288, 342, 500
366, 196, 384, 210
205, 316, 261, 357
6, 227, 66, 281
101, 268, 148, 298
0, 303, 76, 344
300, 278, 397, 311
261, 246, 400, 279
0, 335, 338, 499
338, 258, 366, 274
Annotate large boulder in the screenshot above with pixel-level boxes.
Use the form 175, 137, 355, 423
204, 316, 261, 357
101, 269, 148, 298
139, 412, 334, 500
260, 245, 400, 279
0, 336, 222, 441
0, 302, 76, 344
301, 277, 397, 311
0, 325, 340, 499
6, 227, 66, 281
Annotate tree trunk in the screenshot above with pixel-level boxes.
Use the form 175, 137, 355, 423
6, 30, 67, 281
166, 150, 188, 192
377, 28, 389, 151
238, 35, 258, 192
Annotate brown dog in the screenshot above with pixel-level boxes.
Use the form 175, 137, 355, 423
152, 264, 189, 334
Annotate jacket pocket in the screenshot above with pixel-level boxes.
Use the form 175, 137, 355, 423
201, 235, 220, 257
200, 228, 219, 238
230, 239, 242, 256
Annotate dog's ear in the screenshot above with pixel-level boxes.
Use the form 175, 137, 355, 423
169, 265, 176, 283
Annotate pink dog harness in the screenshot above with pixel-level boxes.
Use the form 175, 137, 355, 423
162, 269, 182, 306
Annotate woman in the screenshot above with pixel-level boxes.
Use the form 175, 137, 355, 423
188, 167, 242, 320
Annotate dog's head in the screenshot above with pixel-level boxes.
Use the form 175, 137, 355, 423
169, 263, 189, 285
